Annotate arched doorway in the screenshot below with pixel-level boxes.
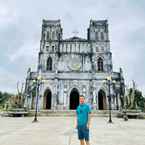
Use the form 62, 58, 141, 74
98, 90, 106, 110
69, 88, 79, 110
43, 89, 52, 109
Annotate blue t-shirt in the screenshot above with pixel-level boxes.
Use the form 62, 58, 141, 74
76, 103, 91, 127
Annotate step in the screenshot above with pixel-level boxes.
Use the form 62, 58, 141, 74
28, 110, 120, 117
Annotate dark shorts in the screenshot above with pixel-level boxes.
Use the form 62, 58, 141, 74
77, 125, 89, 141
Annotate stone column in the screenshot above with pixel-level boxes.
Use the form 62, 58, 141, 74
93, 90, 97, 110
63, 86, 67, 110
29, 92, 33, 109
66, 91, 70, 110
38, 83, 44, 110
59, 81, 64, 105
52, 79, 58, 110
63, 92, 67, 110
39, 94, 44, 110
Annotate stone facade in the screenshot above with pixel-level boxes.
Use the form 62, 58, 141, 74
24, 19, 125, 110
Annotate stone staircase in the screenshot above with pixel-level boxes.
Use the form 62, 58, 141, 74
1, 108, 28, 117
28, 110, 120, 117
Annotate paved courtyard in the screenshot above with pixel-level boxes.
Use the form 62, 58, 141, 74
0, 116, 145, 145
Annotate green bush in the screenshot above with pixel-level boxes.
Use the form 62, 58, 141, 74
127, 88, 145, 111
0, 91, 13, 105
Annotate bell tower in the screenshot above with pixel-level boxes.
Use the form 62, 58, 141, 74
87, 20, 112, 73
41, 19, 62, 42
38, 20, 63, 72
87, 20, 109, 41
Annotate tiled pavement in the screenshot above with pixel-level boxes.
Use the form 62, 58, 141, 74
0, 116, 145, 145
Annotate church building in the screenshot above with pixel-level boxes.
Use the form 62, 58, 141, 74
24, 19, 125, 110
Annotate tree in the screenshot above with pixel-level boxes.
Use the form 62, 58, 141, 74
0, 91, 13, 105
134, 89, 145, 111
126, 88, 145, 111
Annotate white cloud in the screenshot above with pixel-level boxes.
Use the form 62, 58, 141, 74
0, 2, 17, 27
0, 0, 145, 96
0, 67, 19, 93
7, 40, 38, 62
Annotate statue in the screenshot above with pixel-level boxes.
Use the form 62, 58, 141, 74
126, 80, 138, 110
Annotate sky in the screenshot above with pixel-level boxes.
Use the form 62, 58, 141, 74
0, 0, 145, 95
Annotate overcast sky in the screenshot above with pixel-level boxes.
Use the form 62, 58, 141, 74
0, 0, 145, 95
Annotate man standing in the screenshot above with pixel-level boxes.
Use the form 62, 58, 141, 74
75, 95, 91, 145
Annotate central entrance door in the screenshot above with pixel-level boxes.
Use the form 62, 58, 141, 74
44, 89, 52, 109
69, 88, 79, 110
98, 90, 106, 110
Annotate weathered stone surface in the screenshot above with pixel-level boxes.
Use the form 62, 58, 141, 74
24, 20, 125, 111
0, 116, 145, 145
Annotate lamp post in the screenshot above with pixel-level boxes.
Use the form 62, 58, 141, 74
103, 76, 116, 123
32, 75, 42, 123
106, 76, 112, 123
123, 85, 128, 121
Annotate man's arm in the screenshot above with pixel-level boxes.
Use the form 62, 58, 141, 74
74, 112, 78, 129
87, 105, 92, 129
87, 112, 91, 129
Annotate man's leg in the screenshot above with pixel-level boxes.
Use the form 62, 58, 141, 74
84, 126, 90, 145
80, 139, 85, 145
78, 126, 85, 145
85, 140, 90, 145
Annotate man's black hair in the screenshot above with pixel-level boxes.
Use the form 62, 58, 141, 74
79, 95, 85, 98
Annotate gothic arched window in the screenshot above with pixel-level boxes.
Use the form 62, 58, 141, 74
52, 46, 55, 52
46, 57, 52, 71
46, 46, 49, 51
52, 31, 55, 40
95, 32, 98, 40
98, 57, 104, 72
101, 32, 104, 40
96, 47, 99, 52
47, 32, 50, 41
43, 33, 45, 40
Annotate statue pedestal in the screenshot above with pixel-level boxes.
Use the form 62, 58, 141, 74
117, 109, 144, 119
